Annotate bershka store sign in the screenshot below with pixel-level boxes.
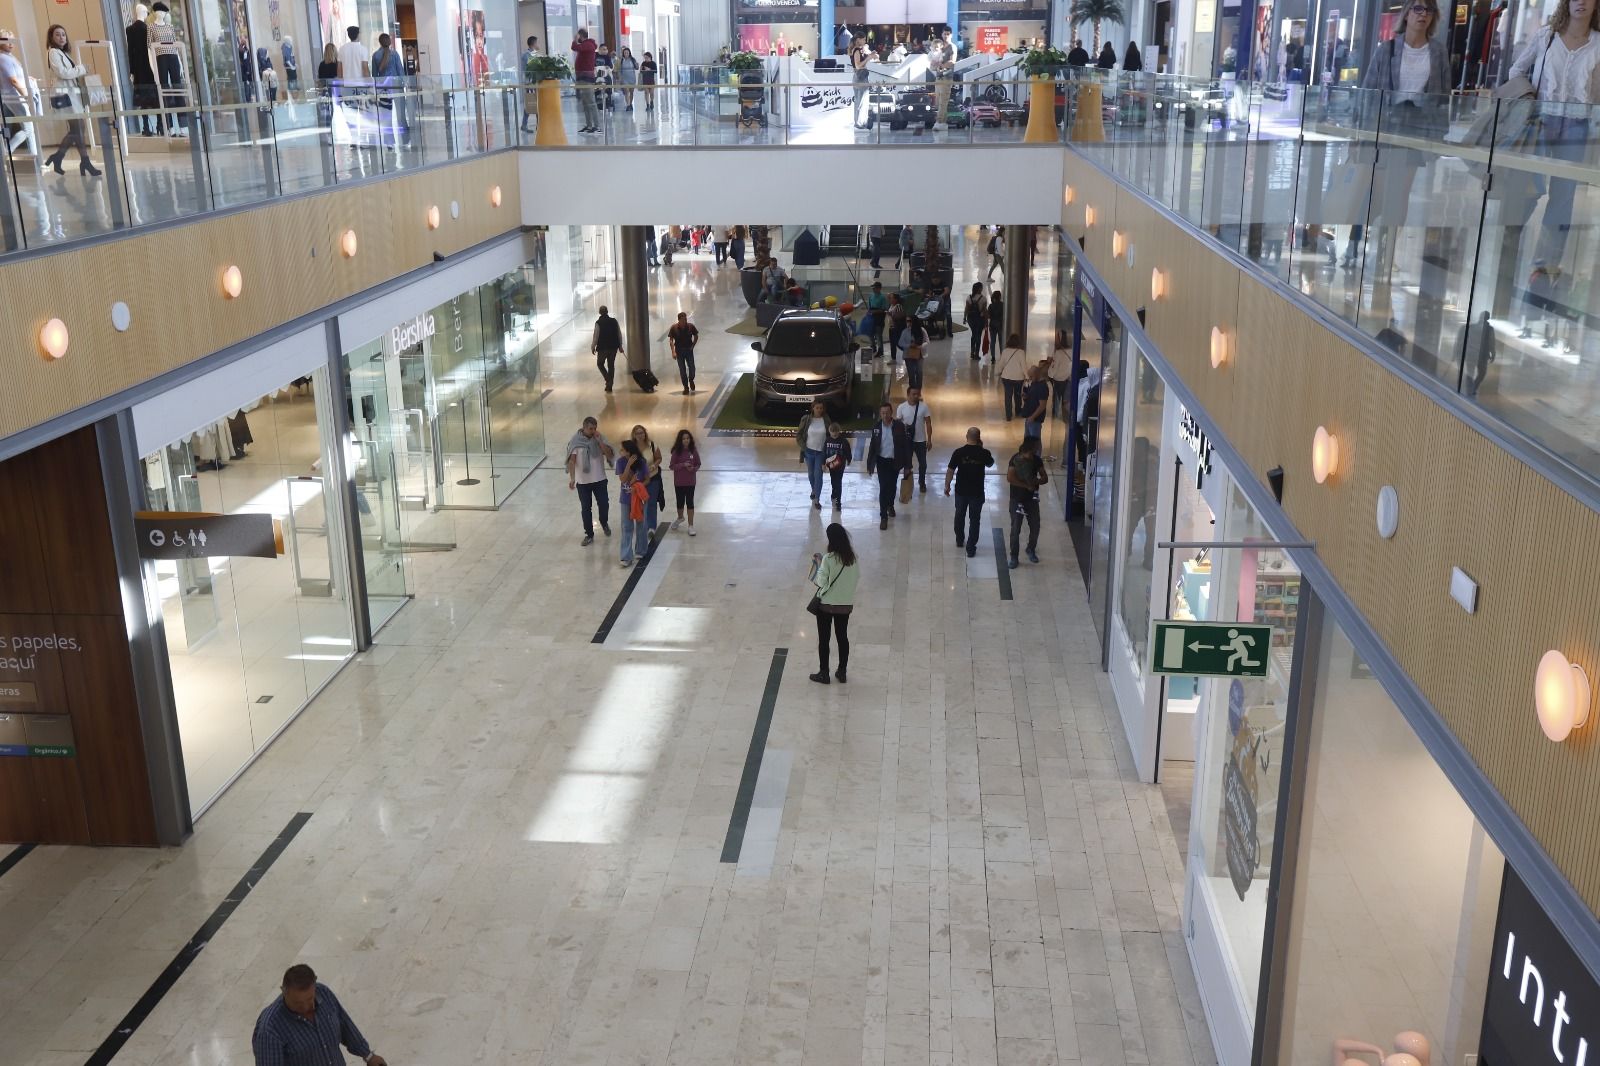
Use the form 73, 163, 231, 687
1481, 864, 1598, 1065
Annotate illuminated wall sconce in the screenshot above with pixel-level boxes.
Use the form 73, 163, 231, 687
1536, 650, 1591, 742
1112, 231, 1128, 259
426, 205, 441, 230
39, 317, 68, 360
340, 229, 358, 258
1150, 268, 1167, 301
1083, 205, 1096, 227
450, 200, 460, 219
1063, 184, 1075, 206
490, 185, 503, 207
1311, 425, 1340, 484
1209, 326, 1231, 368
221, 265, 243, 300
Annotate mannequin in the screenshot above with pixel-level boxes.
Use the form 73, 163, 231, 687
281, 36, 298, 92
125, 4, 158, 134
1334, 1032, 1432, 1066
149, 3, 186, 134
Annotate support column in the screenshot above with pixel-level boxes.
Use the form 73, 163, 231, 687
1004, 224, 1030, 346
620, 225, 653, 380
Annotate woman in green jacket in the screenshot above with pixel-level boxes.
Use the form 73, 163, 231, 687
810, 522, 860, 685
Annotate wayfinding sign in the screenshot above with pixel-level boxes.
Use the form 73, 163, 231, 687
134, 512, 280, 561
1150, 620, 1274, 678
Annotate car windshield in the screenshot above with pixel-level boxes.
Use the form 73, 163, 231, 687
763, 320, 846, 357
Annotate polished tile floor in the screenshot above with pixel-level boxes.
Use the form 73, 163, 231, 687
0, 230, 1214, 1066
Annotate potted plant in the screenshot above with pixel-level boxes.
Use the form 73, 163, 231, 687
728, 51, 763, 73
1020, 45, 1069, 142
525, 54, 572, 146
1020, 45, 1069, 78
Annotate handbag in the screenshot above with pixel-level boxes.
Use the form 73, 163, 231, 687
807, 557, 843, 616
49, 92, 72, 110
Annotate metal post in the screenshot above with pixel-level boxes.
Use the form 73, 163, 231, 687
0, 143, 21, 251
188, 108, 210, 211
322, 319, 373, 650
97, 116, 126, 229
1004, 223, 1029, 345
444, 91, 458, 156
255, 106, 278, 194
620, 224, 652, 379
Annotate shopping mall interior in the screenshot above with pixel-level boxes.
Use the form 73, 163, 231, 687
2, 0, 1600, 1062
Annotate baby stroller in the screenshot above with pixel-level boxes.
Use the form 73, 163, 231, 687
915, 295, 949, 340
737, 71, 767, 129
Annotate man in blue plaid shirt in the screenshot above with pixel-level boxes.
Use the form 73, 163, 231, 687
252, 964, 387, 1066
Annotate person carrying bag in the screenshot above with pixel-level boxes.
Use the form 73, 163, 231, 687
807, 522, 859, 685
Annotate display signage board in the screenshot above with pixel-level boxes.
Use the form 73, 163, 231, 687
975, 25, 1009, 53
134, 513, 279, 561
738, 0, 819, 8
1150, 620, 1273, 678
960, 0, 1041, 8
0, 713, 26, 756
1481, 863, 1599, 1066
1177, 405, 1214, 478
0, 681, 38, 706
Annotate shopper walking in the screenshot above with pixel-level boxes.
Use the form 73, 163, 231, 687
797, 400, 830, 508
0, 31, 32, 153
670, 429, 700, 534
646, 229, 660, 267
591, 305, 623, 392
1020, 364, 1050, 448
887, 293, 908, 362
896, 386, 933, 493
572, 28, 600, 133
730, 226, 747, 268
1046, 333, 1073, 418
865, 402, 911, 529
896, 224, 914, 269
986, 230, 1004, 280
629, 423, 664, 532
253, 964, 387, 1066
667, 311, 699, 393
867, 223, 884, 269
996, 334, 1027, 420
617, 46, 638, 110
963, 283, 989, 360
850, 32, 871, 127
945, 427, 994, 557
808, 522, 859, 684
566, 416, 614, 545
866, 281, 890, 356
713, 226, 729, 264
900, 318, 929, 390
615, 440, 652, 567
1006, 436, 1048, 568
639, 51, 657, 113
822, 422, 852, 508
44, 25, 100, 176
986, 289, 1005, 361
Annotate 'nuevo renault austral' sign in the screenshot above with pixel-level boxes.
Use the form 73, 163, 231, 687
1481, 863, 1598, 1065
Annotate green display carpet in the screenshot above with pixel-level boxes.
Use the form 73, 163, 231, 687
706, 373, 887, 436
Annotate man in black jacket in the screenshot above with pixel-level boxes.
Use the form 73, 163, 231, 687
865, 402, 910, 530
591, 306, 624, 392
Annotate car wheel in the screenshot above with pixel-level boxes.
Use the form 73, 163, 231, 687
890, 119, 906, 130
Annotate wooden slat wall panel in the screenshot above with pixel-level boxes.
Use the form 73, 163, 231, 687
1061, 151, 1600, 914
0, 154, 522, 443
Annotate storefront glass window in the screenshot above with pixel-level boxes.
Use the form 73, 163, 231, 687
1116, 345, 1163, 691
141, 371, 354, 814
1281, 615, 1502, 1066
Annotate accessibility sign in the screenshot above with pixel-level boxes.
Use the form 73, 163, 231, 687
134, 512, 280, 561
1150, 620, 1274, 678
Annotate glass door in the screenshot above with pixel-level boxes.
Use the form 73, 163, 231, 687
1086, 310, 1123, 654
344, 343, 411, 632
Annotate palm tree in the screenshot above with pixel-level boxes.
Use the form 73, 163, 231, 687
1069, 0, 1126, 54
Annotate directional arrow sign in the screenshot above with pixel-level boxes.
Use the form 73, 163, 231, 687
1150, 620, 1275, 678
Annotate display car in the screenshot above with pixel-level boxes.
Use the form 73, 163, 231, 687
944, 99, 970, 128
964, 100, 1001, 127
889, 87, 937, 130
1149, 82, 1227, 129
752, 309, 860, 418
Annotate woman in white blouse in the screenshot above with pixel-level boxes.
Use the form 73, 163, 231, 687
44, 23, 99, 176
1504, 0, 1600, 272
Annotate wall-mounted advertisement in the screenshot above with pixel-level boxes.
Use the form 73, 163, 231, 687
739, 24, 820, 56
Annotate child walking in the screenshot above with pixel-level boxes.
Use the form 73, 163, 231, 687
822, 423, 852, 510
670, 429, 701, 535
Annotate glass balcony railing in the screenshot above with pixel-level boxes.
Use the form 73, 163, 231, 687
0, 78, 520, 254
1064, 69, 1600, 488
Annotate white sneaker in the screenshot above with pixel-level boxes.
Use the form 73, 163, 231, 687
619, 558, 632, 567
672, 518, 683, 530
688, 527, 697, 536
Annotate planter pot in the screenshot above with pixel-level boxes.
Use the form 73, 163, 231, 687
1069, 81, 1106, 143
740, 266, 763, 309
1024, 74, 1058, 143
534, 79, 567, 146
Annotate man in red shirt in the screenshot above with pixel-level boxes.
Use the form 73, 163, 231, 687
571, 28, 600, 133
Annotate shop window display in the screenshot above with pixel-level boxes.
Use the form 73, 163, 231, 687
1280, 617, 1502, 1066
1116, 346, 1164, 691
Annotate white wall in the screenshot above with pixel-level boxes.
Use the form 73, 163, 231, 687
519, 145, 1066, 225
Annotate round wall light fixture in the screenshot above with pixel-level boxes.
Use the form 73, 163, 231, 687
1063, 184, 1075, 205
221, 265, 243, 299
1209, 326, 1231, 369
426, 205, 441, 230
1112, 231, 1128, 259
490, 185, 503, 208
39, 317, 69, 360
1376, 485, 1400, 539
1083, 205, 1096, 228
449, 200, 460, 219
340, 229, 359, 258
111, 301, 131, 333
1311, 425, 1340, 484
1150, 268, 1167, 301
1535, 650, 1591, 742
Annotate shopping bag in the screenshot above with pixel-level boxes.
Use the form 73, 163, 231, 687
899, 473, 914, 504
981, 330, 991, 356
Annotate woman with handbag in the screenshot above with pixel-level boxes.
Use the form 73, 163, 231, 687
44, 24, 99, 176
615, 440, 651, 568
963, 283, 988, 361
808, 522, 859, 685
629, 424, 664, 533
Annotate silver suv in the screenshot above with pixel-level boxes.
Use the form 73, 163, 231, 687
752, 309, 859, 419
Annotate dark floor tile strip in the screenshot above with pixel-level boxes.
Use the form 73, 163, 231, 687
590, 529, 663, 644
84, 812, 313, 1066
993, 526, 1014, 600
0, 843, 34, 880
720, 647, 790, 864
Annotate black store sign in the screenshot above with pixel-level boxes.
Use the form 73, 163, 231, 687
1481, 864, 1598, 1065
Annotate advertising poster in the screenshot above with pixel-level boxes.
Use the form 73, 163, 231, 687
464, 9, 490, 85
975, 25, 1009, 53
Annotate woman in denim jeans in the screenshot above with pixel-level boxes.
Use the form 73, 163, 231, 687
797, 401, 829, 508
615, 440, 651, 567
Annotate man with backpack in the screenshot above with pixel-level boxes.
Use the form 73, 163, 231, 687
986, 230, 1005, 280
591, 306, 624, 392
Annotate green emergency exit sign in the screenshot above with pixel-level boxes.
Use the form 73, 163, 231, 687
1150, 620, 1274, 678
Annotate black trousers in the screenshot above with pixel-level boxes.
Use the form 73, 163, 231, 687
817, 611, 850, 672
954, 494, 984, 547
1009, 494, 1040, 558
577, 481, 610, 536
596, 348, 618, 389
875, 462, 900, 518
676, 349, 696, 389
828, 466, 845, 504
909, 440, 928, 486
